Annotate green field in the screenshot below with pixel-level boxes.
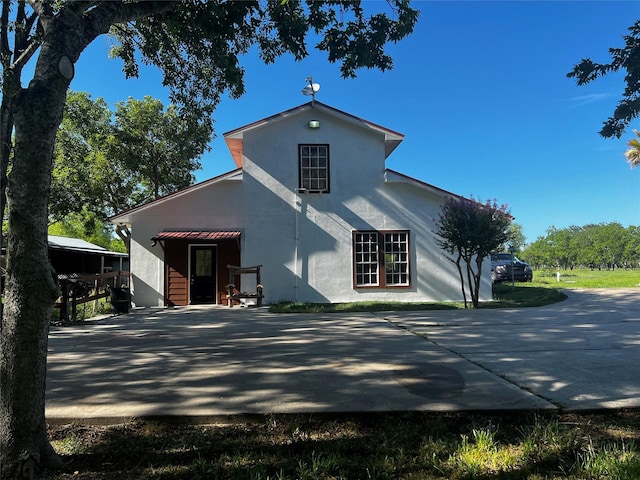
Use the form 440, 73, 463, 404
528, 268, 640, 288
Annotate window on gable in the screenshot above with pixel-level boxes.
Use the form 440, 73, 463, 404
299, 144, 330, 192
353, 230, 410, 288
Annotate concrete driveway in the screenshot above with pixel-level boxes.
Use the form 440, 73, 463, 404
380, 288, 640, 410
45, 288, 640, 422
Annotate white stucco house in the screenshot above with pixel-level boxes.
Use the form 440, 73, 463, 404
110, 101, 491, 307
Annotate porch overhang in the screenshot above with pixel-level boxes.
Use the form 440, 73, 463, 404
151, 230, 242, 241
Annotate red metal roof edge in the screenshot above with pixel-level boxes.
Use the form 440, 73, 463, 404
152, 231, 241, 241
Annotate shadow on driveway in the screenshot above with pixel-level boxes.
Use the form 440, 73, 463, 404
46, 288, 639, 422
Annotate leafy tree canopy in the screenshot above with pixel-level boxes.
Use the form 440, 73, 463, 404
108, 0, 419, 123
521, 222, 640, 270
51, 91, 210, 224
568, 20, 640, 139
48, 207, 126, 252
114, 95, 209, 201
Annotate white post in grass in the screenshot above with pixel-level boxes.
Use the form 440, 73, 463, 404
509, 245, 515, 292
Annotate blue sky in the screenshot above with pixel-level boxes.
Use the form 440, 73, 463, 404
69, 1, 640, 243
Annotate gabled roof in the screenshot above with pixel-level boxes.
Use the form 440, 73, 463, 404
224, 101, 404, 167
384, 169, 510, 218
109, 168, 243, 224
384, 169, 466, 201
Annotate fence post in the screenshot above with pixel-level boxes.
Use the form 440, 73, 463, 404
92, 277, 99, 314
60, 280, 69, 324
71, 292, 77, 322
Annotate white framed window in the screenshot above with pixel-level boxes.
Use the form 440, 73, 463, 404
299, 144, 329, 192
353, 230, 410, 288
384, 232, 410, 286
354, 232, 379, 286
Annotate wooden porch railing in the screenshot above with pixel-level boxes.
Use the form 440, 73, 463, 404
54, 271, 130, 323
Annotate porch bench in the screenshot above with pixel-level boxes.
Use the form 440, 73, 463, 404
226, 283, 264, 307
226, 264, 264, 308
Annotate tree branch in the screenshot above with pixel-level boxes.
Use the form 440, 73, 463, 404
26, 0, 54, 27
10, 4, 43, 72
11, 37, 40, 72
1, 0, 10, 58
83, 1, 178, 38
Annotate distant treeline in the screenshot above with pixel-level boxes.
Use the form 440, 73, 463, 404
520, 223, 640, 270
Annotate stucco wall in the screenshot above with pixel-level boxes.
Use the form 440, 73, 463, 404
124, 105, 492, 307
127, 179, 245, 307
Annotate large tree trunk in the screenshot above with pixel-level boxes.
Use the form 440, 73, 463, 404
0, 4, 169, 475
0, 66, 70, 479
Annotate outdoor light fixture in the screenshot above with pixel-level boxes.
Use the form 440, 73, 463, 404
308, 120, 320, 129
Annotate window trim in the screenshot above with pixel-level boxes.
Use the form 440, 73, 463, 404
298, 144, 330, 193
352, 230, 411, 289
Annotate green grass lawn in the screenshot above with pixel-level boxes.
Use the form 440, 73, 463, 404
46, 411, 640, 480
269, 285, 569, 313
270, 268, 638, 314
530, 268, 640, 288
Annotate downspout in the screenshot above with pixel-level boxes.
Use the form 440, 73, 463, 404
151, 238, 165, 307
294, 190, 300, 302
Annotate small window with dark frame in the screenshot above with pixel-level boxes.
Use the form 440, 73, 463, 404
353, 230, 410, 288
299, 144, 329, 192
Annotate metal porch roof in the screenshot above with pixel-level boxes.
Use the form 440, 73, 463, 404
151, 231, 242, 241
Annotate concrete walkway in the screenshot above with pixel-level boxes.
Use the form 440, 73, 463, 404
45, 288, 640, 423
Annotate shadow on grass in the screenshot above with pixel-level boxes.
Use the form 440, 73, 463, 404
483, 284, 568, 309
46, 411, 640, 480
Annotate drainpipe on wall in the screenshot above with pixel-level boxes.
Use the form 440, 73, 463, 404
294, 189, 304, 302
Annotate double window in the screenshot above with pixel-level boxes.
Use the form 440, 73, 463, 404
299, 144, 330, 192
353, 231, 410, 288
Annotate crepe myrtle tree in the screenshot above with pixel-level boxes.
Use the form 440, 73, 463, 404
0, 1, 419, 477
434, 196, 512, 308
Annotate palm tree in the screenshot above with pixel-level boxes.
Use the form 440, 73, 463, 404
623, 129, 640, 168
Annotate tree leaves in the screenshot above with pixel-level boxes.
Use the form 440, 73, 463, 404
51, 91, 211, 223
522, 223, 640, 270
624, 129, 640, 168
103, 0, 418, 118
568, 19, 640, 138
434, 197, 512, 308
434, 197, 512, 260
